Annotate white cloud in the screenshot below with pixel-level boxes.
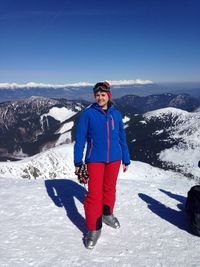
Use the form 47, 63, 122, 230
0, 79, 154, 89
109, 79, 153, 86
0, 82, 93, 89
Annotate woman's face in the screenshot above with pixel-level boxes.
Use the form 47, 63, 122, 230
95, 91, 109, 109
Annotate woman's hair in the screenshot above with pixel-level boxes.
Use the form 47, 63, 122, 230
109, 99, 115, 106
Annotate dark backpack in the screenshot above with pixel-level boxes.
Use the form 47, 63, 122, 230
185, 185, 200, 236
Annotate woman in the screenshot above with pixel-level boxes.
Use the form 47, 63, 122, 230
74, 81, 130, 249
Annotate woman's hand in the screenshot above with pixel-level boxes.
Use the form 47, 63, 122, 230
122, 164, 129, 173
75, 164, 89, 184
75, 166, 80, 175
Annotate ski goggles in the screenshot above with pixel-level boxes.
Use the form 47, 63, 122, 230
93, 82, 110, 93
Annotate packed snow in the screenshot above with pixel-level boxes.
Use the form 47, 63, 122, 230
55, 132, 72, 146
55, 122, 74, 146
153, 129, 164, 135
40, 107, 76, 124
57, 122, 74, 134
123, 116, 130, 124
139, 120, 147, 124
144, 107, 189, 120
0, 144, 200, 267
123, 116, 130, 129
0, 145, 75, 179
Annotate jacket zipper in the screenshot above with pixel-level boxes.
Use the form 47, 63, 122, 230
106, 117, 110, 162
102, 109, 110, 163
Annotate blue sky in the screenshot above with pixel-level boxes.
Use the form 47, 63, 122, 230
0, 0, 200, 83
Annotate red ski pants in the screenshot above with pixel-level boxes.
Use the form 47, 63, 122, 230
84, 160, 121, 231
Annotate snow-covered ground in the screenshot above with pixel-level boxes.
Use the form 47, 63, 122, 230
0, 145, 200, 266
40, 107, 76, 124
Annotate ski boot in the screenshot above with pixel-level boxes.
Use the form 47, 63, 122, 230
102, 214, 120, 229
84, 229, 101, 249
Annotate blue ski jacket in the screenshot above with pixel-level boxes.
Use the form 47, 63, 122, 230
74, 103, 130, 166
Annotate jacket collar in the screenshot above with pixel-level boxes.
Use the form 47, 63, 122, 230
92, 103, 114, 114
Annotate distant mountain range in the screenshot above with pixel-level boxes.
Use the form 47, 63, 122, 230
0, 84, 156, 102
0, 93, 199, 179
0, 82, 200, 102
115, 93, 199, 113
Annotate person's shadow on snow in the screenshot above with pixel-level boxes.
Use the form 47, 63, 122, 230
159, 188, 186, 211
45, 179, 87, 234
138, 189, 189, 233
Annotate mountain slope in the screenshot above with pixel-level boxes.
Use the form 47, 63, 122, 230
0, 96, 199, 180
0, 97, 86, 160
0, 144, 199, 266
125, 107, 200, 179
0, 144, 75, 179
144, 108, 200, 178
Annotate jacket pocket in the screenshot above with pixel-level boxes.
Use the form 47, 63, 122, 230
110, 115, 115, 130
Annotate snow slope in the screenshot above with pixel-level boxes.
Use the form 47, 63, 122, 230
0, 145, 74, 179
40, 107, 76, 124
0, 144, 200, 266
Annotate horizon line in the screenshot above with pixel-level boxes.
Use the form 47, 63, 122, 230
0, 79, 154, 89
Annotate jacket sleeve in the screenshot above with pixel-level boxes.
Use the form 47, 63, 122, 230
74, 110, 89, 166
118, 113, 131, 165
